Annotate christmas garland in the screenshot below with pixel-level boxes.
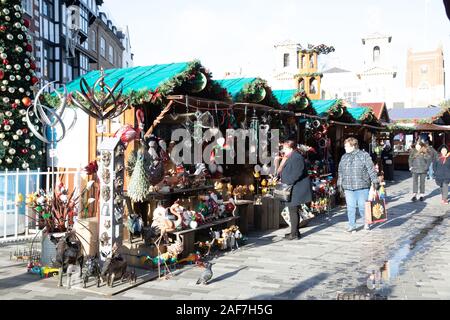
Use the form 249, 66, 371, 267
235, 78, 280, 108
327, 99, 345, 119
301, 44, 335, 55
294, 72, 323, 79
287, 91, 315, 113
43, 60, 232, 109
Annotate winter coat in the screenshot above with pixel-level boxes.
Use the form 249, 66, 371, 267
280, 151, 312, 207
428, 146, 438, 163
337, 149, 378, 191
433, 155, 450, 186
408, 148, 431, 174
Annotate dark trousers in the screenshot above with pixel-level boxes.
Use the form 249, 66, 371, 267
412, 173, 426, 194
288, 206, 300, 236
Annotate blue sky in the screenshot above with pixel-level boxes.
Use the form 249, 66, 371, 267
104, 0, 450, 98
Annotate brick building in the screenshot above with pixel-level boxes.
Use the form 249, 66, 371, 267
406, 46, 446, 107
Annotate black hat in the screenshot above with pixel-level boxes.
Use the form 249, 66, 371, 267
438, 144, 448, 152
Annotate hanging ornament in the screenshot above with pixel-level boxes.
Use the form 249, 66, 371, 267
0, 25, 6, 32
25, 44, 32, 52
2, 8, 10, 15
4, 16, 11, 22
3, 97, 10, 103
30, 155, 35, 160
3, 141, 10, 147
31, 76, 38, 85
6, 158, 12, 164
21, 148, 28, 154
25, 139, 30, 144
12, 135, 19, 140
22, 163, 29, 169
5, 111, 12, 117
15, 12, 21, 18
6, 34, 13, 41
16, 129, 23, 136
0, 133, 4, 139
14, 22, 21, 29
30, 145, 36, 150
22, 97, 31, 107
8, 148, 16, 155
23, 19, 30, 28
8, 87, 15, 93
0, 69, 3, 80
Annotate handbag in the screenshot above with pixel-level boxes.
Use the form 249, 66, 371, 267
273, 182, 293, 202
365, 188, 387, 225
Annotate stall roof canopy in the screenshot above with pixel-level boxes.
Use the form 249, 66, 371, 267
310, 99, 340, 116
272, 89, 297, 105
215, 78, 258, 100
358, 102, 388, 121
346, 106, 370, 121
389, 107, 443, 121
61, 62, 191, 95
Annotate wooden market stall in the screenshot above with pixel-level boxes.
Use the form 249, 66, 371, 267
388, 107, 450, 170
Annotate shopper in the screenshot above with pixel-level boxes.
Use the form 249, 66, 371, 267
337, 137, 379, 233
433, 145, 450, 204
427, 143, 438, 180
277, 140, 312, 240
408, 141, 431, 202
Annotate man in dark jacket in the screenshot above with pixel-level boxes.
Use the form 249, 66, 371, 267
278, 141, 312, 240
337, 137, 379, 233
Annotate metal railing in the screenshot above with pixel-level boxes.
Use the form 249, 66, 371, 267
0, 168, 81, 243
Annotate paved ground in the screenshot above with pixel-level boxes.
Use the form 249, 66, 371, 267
0, 170, 449, 300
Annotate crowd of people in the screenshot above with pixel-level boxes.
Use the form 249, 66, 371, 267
274, 136, 450, 240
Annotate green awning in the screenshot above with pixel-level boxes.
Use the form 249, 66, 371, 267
61, 62, 190, 95
215, 78, 257, 100
272, 89, 297, 105
347, 107, 370, 121
310, 99, 340, 116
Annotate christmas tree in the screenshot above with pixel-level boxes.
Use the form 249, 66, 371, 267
128, 149, 151, 203
0, 0, 42, 170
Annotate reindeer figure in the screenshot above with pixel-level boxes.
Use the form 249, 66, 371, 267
50, 232, 84, 288
100, 254, 128, 287
83, 255, 101, 288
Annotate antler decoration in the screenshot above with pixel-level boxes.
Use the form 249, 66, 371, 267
71, 69, 130, 121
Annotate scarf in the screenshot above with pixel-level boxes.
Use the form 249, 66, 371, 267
439, 153, 450, 164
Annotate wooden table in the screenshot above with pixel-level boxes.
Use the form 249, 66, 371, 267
253, 196, 281, 231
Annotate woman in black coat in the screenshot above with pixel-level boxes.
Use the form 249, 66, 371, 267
277, 141, 313, 240
433, 145, 450, 204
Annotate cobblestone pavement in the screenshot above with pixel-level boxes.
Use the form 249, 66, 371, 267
0, 171, 449, 300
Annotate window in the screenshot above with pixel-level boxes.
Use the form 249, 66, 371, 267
373, 46, 380, 62
22, 0, 32, 15
100, 37, 106, 57
298, 78, 304, 91
310, 78, 318, 94
109, 46, 114, 64
301, 55, 306, 69
42, 0, 54, 19
283, 53, 290, 67
90, 30, 96, 51
43, 43, 55, 80
420, 64, 428, 74
309, 54, 314, 68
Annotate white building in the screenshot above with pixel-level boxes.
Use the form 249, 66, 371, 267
320, 67, 362, 102
271, 40, 301, 89
356, 33, 398, 108
119, 26, 134, 68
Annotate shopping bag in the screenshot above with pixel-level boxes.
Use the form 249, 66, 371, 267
365, 189, 387, 225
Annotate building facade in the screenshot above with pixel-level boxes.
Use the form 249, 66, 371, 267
88, 11, 124, 71
405, 46, 445, 107
272, 41, 301, 89
356, 33, 397, 109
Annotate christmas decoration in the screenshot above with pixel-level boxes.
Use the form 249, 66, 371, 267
127, 148, 151, 202
0, 0, 41, 170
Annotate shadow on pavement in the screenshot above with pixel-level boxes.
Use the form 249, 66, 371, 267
208, 266, 248, 285
248, 272, 330, 300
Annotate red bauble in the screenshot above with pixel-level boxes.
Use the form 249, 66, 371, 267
31, 76, 38, 85
30, 62, 36, 70
0, 25, 6, 32
22, 128, 28, 134
0, 69, 4, 80
21, 149, 28, 154
3, 59, 9, 65
25, 44, 33, 52
11, 103, 18, 109
2, 119, 10, 125
22, 97, 32, 107
23, 19, 30, 28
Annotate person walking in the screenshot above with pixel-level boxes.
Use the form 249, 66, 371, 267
337, 137, 379, 233
427, 143, 438, 180
433, 145, 450, 204
277, 140, 312, 240
408, 141, 431, 202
